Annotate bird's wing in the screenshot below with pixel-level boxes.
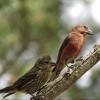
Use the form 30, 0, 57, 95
56, 35, 70, 65
13, 67, 39, 88
52, 35, 70, 73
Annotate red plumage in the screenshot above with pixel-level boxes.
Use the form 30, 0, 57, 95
51, 24, 93, 80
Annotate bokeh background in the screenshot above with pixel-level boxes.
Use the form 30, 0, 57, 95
0, 0, 100, 100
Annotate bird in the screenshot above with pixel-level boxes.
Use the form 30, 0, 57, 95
50, 24, 93, 81
0, 56, 55, 99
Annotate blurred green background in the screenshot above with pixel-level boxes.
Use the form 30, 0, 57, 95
0, 0, 100, 100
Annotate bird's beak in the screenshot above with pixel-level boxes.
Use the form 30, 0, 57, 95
86, 29, 93, 35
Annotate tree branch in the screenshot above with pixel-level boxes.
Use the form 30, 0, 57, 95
35, 44, 100, 100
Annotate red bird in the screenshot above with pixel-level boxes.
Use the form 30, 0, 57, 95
51, 24, 93, 80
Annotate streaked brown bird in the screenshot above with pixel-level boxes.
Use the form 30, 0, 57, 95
0, 56, 55, 98
51, 24, 93, 80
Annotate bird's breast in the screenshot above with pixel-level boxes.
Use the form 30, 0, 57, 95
56, 33, 84, 68
63, 35, 84, 58
71, 33, 84, 47
68, 35, 84, 57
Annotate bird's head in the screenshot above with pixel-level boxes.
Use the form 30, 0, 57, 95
36, 56, 55, 70
71, 24, 93, 35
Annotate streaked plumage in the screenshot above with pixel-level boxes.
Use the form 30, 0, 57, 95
0, 56, 55, 98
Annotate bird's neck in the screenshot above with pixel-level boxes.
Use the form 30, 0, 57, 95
70, 32, 84, 37
69, 32, 85, 45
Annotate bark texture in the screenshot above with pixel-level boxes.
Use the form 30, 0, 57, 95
34, 44, 100, 100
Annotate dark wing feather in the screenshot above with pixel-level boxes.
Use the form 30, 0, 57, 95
52, 35, 70, 72
13, 67, 39, 88
56, 35, 70, 65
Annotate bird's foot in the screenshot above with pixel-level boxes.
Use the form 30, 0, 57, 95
69, 57, 84, 68
74, 57, 84, 64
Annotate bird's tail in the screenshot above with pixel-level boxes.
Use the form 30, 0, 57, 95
0, 86, 15, 98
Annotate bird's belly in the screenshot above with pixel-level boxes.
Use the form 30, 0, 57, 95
64, 42, 82, 58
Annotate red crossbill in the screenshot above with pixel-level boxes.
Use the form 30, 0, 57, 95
0, 56, 55, 99
51, 24, 93, 81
